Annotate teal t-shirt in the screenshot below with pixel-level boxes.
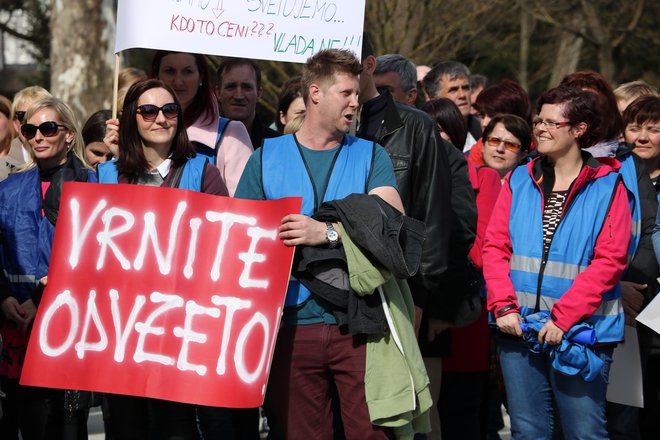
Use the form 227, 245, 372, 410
235, 139, 398, 325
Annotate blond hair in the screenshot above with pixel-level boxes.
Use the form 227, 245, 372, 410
11, 86, 52, 121
283, 114, 305, 134
19, 97, 91, 172
302, 49, 362, 104
118, 67, 147, 90
614, 80, 658, 102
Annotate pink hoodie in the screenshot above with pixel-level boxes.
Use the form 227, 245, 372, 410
187, 116, 253, 196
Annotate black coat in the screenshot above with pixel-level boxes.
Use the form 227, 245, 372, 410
368, 94, 477, 320
292, 194, 426, 335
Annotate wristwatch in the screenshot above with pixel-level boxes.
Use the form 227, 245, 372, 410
326, 222, 339, 248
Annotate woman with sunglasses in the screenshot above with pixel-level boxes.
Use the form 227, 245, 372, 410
483, 86, 631, 439
0, 97, 95, 439
468, 80, 534, 167
481, 114, 532, 181
98, 78, 227, 440
1, 87, 53, 183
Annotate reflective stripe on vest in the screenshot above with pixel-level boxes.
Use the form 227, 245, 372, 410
261, 134, 374, 306
3, 270, 36, 284
507, 165, 624, 343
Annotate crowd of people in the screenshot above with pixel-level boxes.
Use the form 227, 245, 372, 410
0, 32, 659, 440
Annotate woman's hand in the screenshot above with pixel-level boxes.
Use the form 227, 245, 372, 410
279, 214, 330, 247
427, 318, 453, 342
495, 313, 522, 337
104, 118, 120, 157
1, 297, 26, 323
538, 320, 565, 345
620, 281, 645, 327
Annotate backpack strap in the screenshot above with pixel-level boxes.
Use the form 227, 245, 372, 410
215, 117, 230, 150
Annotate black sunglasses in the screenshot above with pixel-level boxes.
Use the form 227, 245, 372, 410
21, 121, 67, 140
14, 111, 26, 122
136, 103, 180, 122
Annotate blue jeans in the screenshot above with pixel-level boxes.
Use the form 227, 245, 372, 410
497, 337, 612, 440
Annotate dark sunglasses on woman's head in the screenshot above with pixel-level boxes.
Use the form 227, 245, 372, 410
20, 121, 67, 140
136, 103, 180, 122
14, 111, 26, 122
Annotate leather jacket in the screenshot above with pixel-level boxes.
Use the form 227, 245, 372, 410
371, 96, 455, 309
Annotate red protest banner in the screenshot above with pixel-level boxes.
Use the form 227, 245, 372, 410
20, 182, 300, 408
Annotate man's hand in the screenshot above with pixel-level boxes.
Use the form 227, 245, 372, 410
414, 306, 422, 338
20, 299, 37, 332
1, 297, 26, 324
538, 320, 565, 345
279, 214, 329, 247
621, 281, 646, 327
495, 313, 522, 337
427, 318, 452, 342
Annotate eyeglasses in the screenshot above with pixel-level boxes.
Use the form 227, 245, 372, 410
137, 103, 180, 122
486, 136, 522, 153
533, 118, 572, 130
20, 121, 67, 140
14, 111, 26, 122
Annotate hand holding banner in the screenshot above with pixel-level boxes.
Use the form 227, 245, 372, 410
21, 182, 300, 408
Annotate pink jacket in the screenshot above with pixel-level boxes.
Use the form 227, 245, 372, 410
187, 117, 253, 196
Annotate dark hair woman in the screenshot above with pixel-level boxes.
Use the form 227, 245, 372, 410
422, 96, 503, 439
421, 98, 467, 149
468, 80, 533, 167
481, 114, 532, 180
82, 109, 114, 167
483, 86, 630, 439
276, 76, 305, 133
98, 79, 228, 439
104, 51, 252, 196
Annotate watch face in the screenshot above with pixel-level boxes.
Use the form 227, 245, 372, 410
327, 230, 339, 241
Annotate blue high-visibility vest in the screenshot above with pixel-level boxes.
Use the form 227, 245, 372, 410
507, 165, 625, 343
98, 156, 207, 191
261, 133, 375, 306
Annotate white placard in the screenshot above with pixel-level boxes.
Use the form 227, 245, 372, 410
115, 0, 366, 63
636, 291, 660, 335
606, 326, 644, 408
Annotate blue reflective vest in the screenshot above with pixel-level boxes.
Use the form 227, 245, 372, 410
507, 165, 624, 343
618, 153, 642, 263
98, 156, 207, 191
0, 168, 43, 301
191, 117, 230, 166
261, 134, 375, 306
0, 165, 96, 301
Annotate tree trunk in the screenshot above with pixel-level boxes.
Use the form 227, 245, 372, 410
518, 2, 532, 91
597, 42, 616, 84
50, 0, 115, 124
548, 17, 584, 88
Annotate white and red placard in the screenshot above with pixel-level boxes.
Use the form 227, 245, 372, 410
115, 0, 366, 63
21, 182, 300, 408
